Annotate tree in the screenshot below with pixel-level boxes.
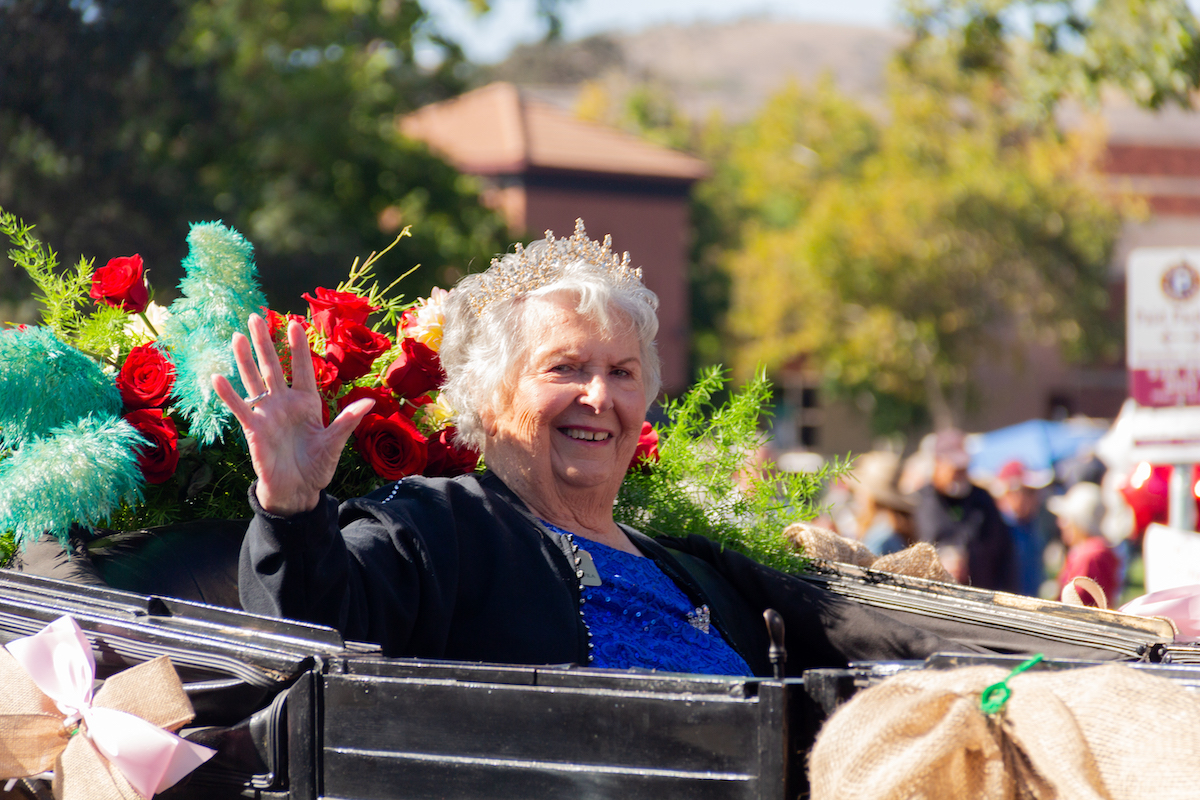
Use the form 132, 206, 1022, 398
0, 0, 204, 305
0, 0, 511, 316
718, 63, 1129, 433
691, 1, 1200, 434
901, 0, 1200, 117
685, 79, 881, 379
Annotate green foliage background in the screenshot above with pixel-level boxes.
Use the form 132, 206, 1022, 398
0, 0, 510, 318
574, 0, 1197, 435
720, 67, 1129, 430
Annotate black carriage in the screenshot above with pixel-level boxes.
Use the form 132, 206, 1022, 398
0, 560, 1193, 800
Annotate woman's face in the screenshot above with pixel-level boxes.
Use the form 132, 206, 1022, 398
483, 295, 647, 507
1058, 516, 1085, 546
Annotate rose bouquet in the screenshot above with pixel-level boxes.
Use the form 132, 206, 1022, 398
284, 279, 482, 496
1, 205, 836, 574
0, 208, 479, 559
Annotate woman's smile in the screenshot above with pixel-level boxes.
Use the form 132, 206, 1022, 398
561, 427, 613, 442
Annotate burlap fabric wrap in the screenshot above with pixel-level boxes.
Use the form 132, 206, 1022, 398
872, 543, 955, 583
785, 523, 877, 567
809, 663, 1200, 799
0, 649, 197, 800
785, 523, 955, 583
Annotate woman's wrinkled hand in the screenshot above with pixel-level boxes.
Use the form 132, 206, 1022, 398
212, 314, 375, 516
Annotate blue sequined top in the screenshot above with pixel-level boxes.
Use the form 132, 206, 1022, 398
542, 522, 753, 676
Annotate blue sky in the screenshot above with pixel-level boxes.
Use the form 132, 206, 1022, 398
421, 0, 901, 64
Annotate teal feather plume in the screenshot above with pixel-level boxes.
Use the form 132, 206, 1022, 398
161, 222, 267, 446
177, 221, 266, 305
0, 415, 146, 547
0, 327, 120, 449
170, 326, 246, 445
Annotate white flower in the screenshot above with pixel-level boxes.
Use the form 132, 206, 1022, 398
417, 392, 456, 430
125, 301, 172, 343
403, 287, 449, 352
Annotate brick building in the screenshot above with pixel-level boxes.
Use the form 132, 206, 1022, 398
399, 82, 707, 397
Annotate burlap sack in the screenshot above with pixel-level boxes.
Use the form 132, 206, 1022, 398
872, 542, 955, 583
786, 524, 957, 583
809, 663, 1200, 799
784, 523, 877, 568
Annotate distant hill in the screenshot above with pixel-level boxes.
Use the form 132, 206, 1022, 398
480, 19, 908, 121
478, 19, 1200, 142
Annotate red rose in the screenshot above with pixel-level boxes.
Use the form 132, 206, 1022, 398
311, 354, 342, 397
338, 385, 400, 419
124, 408, 179, 484
325, 320, 391, 382
384, 337, 445, 399
117, 344, 176, 409
354, 412, 427, 480
398, 308, 417, 334
424, 426, 480, 478
628, 421, 660, 471
302, 287, 378, 336
263, 308, 309, 338
90, 255, 149, 313
399, 393, 432, 419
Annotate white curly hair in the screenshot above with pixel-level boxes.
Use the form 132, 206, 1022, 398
439, 238, 661, 452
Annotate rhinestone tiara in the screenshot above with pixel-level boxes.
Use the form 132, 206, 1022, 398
467, 219, 645, 316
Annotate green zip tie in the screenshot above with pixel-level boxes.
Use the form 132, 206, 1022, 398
980, 654, 1044, 715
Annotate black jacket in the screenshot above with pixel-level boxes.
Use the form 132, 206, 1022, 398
240, 472, 961, 676
914, 484, 1019, 593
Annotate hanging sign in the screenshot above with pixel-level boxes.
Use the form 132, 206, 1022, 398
1127, 248, 1200, 407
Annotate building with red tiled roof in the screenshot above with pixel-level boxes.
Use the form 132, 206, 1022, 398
400, 82, 708, 397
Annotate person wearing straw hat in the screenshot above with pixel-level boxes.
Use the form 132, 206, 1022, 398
1049, 481, 1121, 606
851, 451, 917, 556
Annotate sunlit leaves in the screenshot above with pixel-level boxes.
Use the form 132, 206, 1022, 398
719, 68, 1125, 431
0, 0, 510, 316
902, 0, 1200, 117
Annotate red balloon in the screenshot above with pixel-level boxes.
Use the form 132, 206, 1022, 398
1117, 462, 1171, 538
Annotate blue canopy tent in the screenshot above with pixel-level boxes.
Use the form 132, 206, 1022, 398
967, 418, 1109, 482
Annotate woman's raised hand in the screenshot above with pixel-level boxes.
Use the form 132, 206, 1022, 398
212, 314, 375, 516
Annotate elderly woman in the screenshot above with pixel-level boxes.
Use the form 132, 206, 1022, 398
214, 222, 958, 676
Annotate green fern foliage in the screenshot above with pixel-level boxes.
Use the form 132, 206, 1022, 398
103, 432, 258, 530
0, 531, 14, 568
0, 211, 91, 342
615, 368, 843, 573
337, 226, 415, 331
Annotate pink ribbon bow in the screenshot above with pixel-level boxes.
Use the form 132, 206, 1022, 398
2, 615, 215, 799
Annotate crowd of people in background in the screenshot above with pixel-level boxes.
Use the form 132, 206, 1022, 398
821, 428, 1134, 607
